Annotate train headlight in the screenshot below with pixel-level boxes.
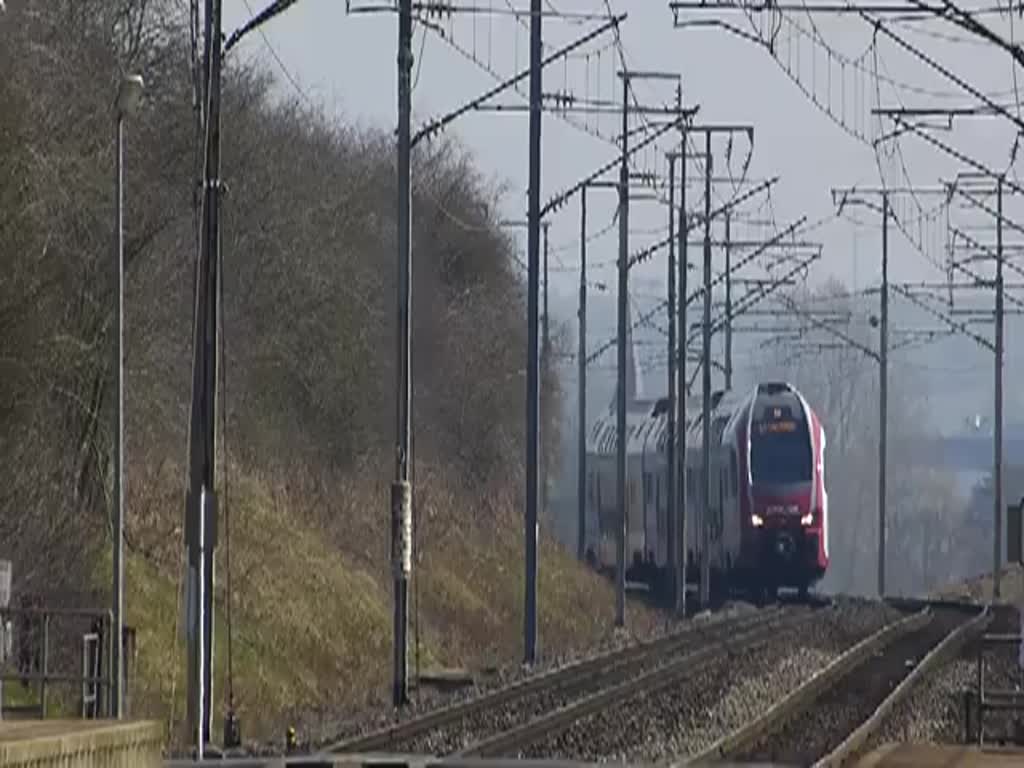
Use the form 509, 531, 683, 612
800, 512, 813, 526
751, 514, 764, 527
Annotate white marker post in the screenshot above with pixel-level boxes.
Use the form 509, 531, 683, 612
0, 560, 11, 720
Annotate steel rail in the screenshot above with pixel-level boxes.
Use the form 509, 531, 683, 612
323, 606, 787, 754
680, 607, 932, 765
815, 604, 991, 767
453, 607, 823, 758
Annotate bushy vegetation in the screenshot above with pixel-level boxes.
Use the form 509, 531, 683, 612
0, 0, 661, 743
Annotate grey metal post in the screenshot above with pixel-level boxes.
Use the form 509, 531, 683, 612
196, 488, 207, 754
392, 0, 414, 706
111, 72, 143, 724
615, 71, 630, 628
186, 0, 223, 751
878, 191, 888, 599
577, 187, 587, 562
677, 134, 688, 617
994, 176, 1004, 600
542, 219, 550, 529
700, 131, 712, 609
543, 221, 550, 354
112, 110, 125, 722
724, 210, 733, 391
524, 0, 542, 664
666, 152, 678, 607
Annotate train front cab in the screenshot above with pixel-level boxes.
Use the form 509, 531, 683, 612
740, 400, 827, 597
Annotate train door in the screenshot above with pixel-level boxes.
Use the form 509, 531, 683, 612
655, 468, 667, 567
627, 472, 641, 567
720, 445, 741, 557
705, 449, 720, 568
642, 470, 653, 566
686, 454, 704, 575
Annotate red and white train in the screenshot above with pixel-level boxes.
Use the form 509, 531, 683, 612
584, 381, 829, 603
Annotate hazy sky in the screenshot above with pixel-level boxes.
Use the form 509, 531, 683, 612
221, 0, 1024, 409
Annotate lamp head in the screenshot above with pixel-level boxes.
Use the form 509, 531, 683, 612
116, 74, 145, 117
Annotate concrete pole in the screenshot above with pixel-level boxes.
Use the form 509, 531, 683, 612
524, 0, 542, 664
666, 153, 678, 608
994, 176, 1004, 601
615, 72, 630, 628
878, 191, 888, 599
186, 1, 223, 750
700, 131, 712, 609
577, 188, 588, 562
392, 0, 414, 707
676, 135, 688, 617
724, 210, 733, 391
112, 111, 125, 721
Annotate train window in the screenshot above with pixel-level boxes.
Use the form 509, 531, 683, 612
750, 420, 813, 485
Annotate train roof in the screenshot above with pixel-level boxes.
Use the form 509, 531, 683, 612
587, 389, 744, 457
585, 382, 821, 458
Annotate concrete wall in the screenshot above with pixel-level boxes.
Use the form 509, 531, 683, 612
0, 720, 163, 767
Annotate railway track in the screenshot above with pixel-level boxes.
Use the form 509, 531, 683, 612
686, 601, 988, 767
324, 602, 819, 757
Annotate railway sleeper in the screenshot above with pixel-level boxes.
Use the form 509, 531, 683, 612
707, 604, 981, 767
452, 607, 822, 759
324, 605, 785, 755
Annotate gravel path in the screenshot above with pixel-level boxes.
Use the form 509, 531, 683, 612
736, 606, 968, 765
862, 606, 1023, 751
514, 597, 904, 762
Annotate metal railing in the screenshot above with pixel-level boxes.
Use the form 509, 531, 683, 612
0, 603, 133, 720
964, 632, 1024, 745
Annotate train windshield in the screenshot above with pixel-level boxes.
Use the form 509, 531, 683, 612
750, 417, 812, 485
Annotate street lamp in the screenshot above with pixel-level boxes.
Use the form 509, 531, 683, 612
113, 72, 143, 720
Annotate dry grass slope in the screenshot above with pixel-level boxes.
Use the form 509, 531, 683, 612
97, 464, 662, 746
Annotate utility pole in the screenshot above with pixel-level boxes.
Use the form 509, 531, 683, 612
677, 123, 754, 610
344, 0, 628, 674
577, 187, 587, 562
878, 190, 888, 600
186, 0, 223, 754
615, 70, 629, 629
831, 183, 952, 598
541, 219, 550, 540
112, 73, 144, 721
392, 0, 414, 707
994, 175, 1004, 600
724, 209, 733, 391
666, 150, 678, 609
543, 221, 550, 355
935, 171, 1024, 599
613, 68, 683, 628
676, 136, 688, 618
524, 0, 541, 665
700, 130, 712, 609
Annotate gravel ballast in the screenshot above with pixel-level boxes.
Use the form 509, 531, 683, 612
297, 600, 763, 756
736, 606, 969, 765
861, 605, 1023, 751
516, 597, 905, 762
